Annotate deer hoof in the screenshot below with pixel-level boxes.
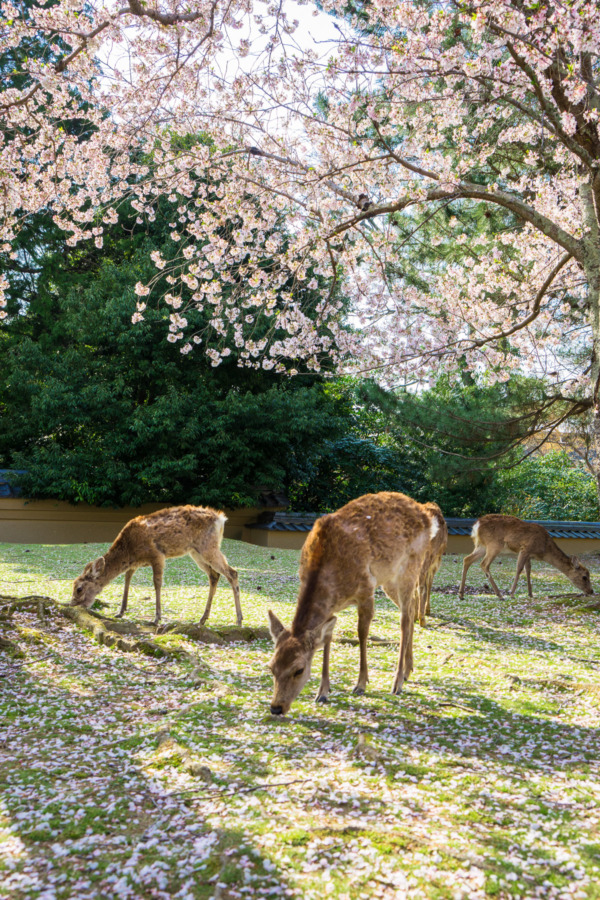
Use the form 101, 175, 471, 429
352, 686, 365, 696
316, 694, 329, 704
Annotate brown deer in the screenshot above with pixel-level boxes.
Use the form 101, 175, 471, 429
416, 502, 448, 626
71, 505, 241, 626
458, 514, 593, 600
267, 492, 437, 716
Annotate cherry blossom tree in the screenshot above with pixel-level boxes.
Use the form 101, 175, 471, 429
2, 0, 600, 486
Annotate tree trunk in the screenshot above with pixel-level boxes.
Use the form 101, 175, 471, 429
582, 174, 600, 510
586, 261, 600, 508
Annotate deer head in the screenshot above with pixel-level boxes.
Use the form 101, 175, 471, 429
267, 610, 336, 715
569, 557, 594, 595
71, 557, 106, 608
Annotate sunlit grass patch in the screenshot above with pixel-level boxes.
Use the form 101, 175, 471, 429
1, 542, 600, 898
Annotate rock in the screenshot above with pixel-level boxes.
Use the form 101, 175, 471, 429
215, 625, 271, 643
0, 636, 24, 659
167, 624, 225, 645
155, 731, 214, 780
184, 761, 213, 781
355, 733, 382, 762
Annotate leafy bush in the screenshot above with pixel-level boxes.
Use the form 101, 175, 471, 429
288, 433, 427, 513
496, 451, 599, 521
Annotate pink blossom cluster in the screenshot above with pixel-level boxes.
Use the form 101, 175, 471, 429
1, 0, 599, 399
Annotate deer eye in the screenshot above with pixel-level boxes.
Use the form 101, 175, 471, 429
293, 668, 305, 678
76, 586, 83, 593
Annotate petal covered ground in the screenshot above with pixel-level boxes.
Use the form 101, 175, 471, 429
1, 540, 599, 899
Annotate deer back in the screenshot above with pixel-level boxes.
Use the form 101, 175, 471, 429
475, 514, 551, 555
120, 505, 226, 561
296, 492, 433, 622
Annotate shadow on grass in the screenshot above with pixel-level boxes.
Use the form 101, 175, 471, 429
431, 615, 570, 655
3, 612, 600, 900
0, 661, 300, 900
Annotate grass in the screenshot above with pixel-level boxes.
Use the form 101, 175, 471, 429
1, 539, 600, 899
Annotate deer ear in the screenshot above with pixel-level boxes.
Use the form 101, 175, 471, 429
312, 616, 337, 649
268, 609, 286, 642
91, 556, 106, 577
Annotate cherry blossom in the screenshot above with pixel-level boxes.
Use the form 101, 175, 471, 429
2, 0, 600, 476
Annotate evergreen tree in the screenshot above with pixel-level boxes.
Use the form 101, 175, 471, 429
0, 200, 348, 507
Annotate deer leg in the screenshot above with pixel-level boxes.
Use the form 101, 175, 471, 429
384, 570, 418, 695
315, 633, 332, 704
525, 559, 533, 598
425, 570, 433, 617
392, 602, 415, 694
151, 559, 165, 626
480, 548, 503, 599
353, 596, 374, 695
199, 567, 220, 625
115, 568, 135, 618
426, 558, 441, 615
189, 553, 221, 625
420, 573, 432, 625
459, 546, 485, 598
509, 550, 529, 597
203, 549, 242, 626
400, 593, 416, 683
415, 581, 426, 628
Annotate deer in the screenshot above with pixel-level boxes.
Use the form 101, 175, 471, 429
458, 513, 594, 600
267, 491, 438, 716
71, 505, 242, 627
415, 502, 448, 627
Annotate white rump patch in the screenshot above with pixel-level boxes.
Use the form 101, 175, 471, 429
216, 512, 227, 536
471, 521, 480, 541
429, 518, 439, 540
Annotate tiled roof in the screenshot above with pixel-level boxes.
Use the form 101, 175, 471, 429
445, 519, 600, 540
249, 513, 317, 533
247, 512, 600, 540
0, 470, 25, 499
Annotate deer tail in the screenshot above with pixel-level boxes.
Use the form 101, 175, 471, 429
214, 511, 227, 543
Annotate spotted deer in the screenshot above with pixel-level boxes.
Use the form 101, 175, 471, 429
459, 514, 593, 600
267, 492, 438, 715
71, 505, 241, 626
416, 502, 448, 626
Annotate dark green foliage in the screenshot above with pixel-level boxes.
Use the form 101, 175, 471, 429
0, 211, 346, 508
287, 378, 428, 512
356, 376, 584, 518
496, 451, 599, 522
288, 432, 426, 513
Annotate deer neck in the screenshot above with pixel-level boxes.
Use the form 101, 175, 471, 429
542, 544, 574, 576
291, 568, 333, 636
101, 545, 130, 585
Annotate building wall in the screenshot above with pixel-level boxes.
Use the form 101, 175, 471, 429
242, 528, 600, 557
0, 499, 274, 545
241, 527, 311, 551
1, 499, 599, 557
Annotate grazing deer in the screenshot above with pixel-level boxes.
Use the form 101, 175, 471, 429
416, 502, 448, 626
71, 505, 241, 626
267, 491, 437, 716
459, 514, 593, 600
